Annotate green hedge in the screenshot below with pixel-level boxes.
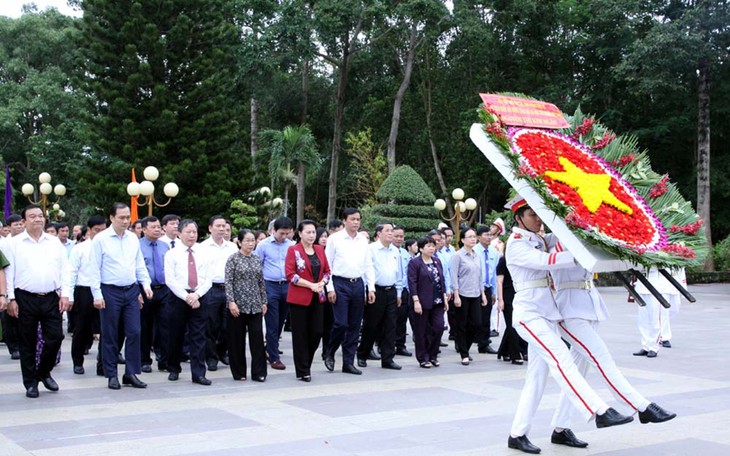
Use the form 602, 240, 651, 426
367, 215, 439, 233
376, 165, 436, 205
371, 204, 438, 219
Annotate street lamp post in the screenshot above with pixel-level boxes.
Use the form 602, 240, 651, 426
126, 166, 179, 216
434, 188, 478, 250
21, 172, 67, 216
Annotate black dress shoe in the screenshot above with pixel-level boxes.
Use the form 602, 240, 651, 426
141, 364, 152, 373
439, 341, 448, 347
633, 349, 648, 356
298, 375, 312, 382
551, 429, 588, 448
207, 360, 218, 371
646, 350, 657, 358
40, 375, 59, 391
357, 358, 367, 368
108, 377, 121, 390
367, 349, 381, 360
158, 363, 168, 372
252, 376, 266, 382
595, 407, 634, 428
381, 361, 402, 370
117, 354, 126, 364
11, 351, 20, 360
74, 365, 85, 375
168, 372, 179, 381
26, 383, 39, 398
324, 355, 335, 372
192, 376, 212, 386
395, 347, 412, 357
96, 368, 105, 376
220, 354, 230, 365
122, 374, 147, 388
507, 435, 541, 454
639, 402, 677, 423
661, 340, 672, 348
342, 364, 362, 375
484, 345, 498, 354
490, 329, 499, 337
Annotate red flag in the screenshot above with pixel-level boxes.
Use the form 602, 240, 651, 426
130, 168, 139, 223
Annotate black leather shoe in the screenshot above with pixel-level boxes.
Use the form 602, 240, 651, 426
490, 329, 499, 337
367, 349, 381, 360
96, 368, 104, 376
117, 354, 126, 364
484, 345, 498, 354
342, 364, 362, 375
26, 383, 39, 398
220, 354, 230, 365
73, 365, 85, 375
11, 351, 20, 360
639, 403, 677, 424
382, 361, 402, 370
357, 358, 367, 368
551, 429, 588, 448
141, 364, 152, 373
596, 407, 634, 428
395, 347, 412, 357
122, 374, 147, 388
207, 360, 218, 371
633, 349, 648, 356
661, 340, 672, 348
108, 377, 121, 390
40, 375, 59, 391
298, 375, 311, 382
507, 435, 541, 454
192, 376, 212, 386
439, 341, 448, 347
252, 376, 266, 382
646, 350, 657, 358
168, 372, 179, 381
324, 355, 335, 372
158, 363, 168, 372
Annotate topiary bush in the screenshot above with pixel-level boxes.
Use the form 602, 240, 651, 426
375, 165, 436, 205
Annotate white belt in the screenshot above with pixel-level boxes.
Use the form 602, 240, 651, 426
514, 278, 550, 292
558, 280, 594, 291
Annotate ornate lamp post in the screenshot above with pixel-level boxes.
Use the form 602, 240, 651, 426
21, 172, 66, 216
126, 166, 179, 216
434, 188, 478, 249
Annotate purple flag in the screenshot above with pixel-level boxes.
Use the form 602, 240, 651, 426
4, 164, 12, 220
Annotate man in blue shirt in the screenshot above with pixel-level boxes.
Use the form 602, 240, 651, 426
254, 217, 294, 370
138, 215, 171, 373
91, 203, 152, 390
392, 226, 412, 357
475, 224, 499, 354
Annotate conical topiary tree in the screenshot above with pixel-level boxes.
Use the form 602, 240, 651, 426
362, 165, 440, 238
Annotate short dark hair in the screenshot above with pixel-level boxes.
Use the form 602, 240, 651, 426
109, 202, 129, 216
140, 216, 159, 228
315, 227, 327, 245
417, 236, 436, 251
297, 219, 317, 233
427, 229, 442, 238
476, 225, 491, 236
6, 214, 21, 224
87, 215, 107, 228
209, 214, 225, 226
21, 205, 42, 220
514, 205, 531, 220
392, 226, 405, 234
441, 226, 454, 235
77, 226, 88, 242
341, 207, 360, 220
374, 221, 393, 235
44, 222, 56, 231
54, 222, 69, 230
130, 220, 142, 229
178, 219, 198, 232
237, 228, 254, 242
460, 227, 476, 243
273, 217, 293, 231
254, 230, 266, 240
328, 220, 343, 231
161, 214, 181, 226
404, 238, 417, 250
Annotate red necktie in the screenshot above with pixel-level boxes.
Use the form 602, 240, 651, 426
187, 247, 198, 289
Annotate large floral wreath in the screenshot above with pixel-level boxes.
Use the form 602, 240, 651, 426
479, 99, 707, 269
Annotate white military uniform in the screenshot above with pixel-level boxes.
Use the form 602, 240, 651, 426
550, 242, 652, 430
507, 227, 610, 438
635, 268, 685, 352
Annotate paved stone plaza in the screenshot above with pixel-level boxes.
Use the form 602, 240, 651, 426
1, 284, 729, 455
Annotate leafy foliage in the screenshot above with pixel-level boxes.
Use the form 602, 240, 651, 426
375, 165, 435, 205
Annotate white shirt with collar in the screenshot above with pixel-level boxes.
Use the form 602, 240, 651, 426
164, 243, 212, 301
6, 231, 69, 300
325, 228, 375, 292
63, 240, 96, 299
369, 239, 403, 295
159, 235, 178, 249
199, 236, 238, 284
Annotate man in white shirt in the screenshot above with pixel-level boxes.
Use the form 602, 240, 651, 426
199, 215, 238, 371
64, 215, 108, 375
324, 208, 375, 375
159, 214, 181, 249
165, 219, 213, 385
0, 213, 23, 360
5, 205, 71, 398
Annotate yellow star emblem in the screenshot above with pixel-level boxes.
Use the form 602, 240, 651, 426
545, 157, 633, 214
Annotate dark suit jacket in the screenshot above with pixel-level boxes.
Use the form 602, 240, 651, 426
285, 243, 331, 306
407, 255, 445, 309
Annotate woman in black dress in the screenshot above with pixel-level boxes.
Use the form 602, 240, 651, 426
496, 255, 527, 364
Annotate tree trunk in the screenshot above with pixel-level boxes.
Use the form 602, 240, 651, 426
387, 23, 419, 174
696, 58, 713, 271
301, 59, 309, 125
296, 161, 305, 225
327, 52, 351, 222
283, 183, 290, 218
250, 97, 259, 158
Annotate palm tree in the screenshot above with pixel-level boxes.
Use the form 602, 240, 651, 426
260, 125, 320, 224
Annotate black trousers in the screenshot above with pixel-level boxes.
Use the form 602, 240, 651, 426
205, 286, 227, 363
141, 285, 171, 367
168, 296, 207, 379
289, 297, 323, 377
454, 295, 482, 358
321, 301, 334, 358
1, 309, 19, 354
71, 286, 96, 367
395, 289, 410, 349
14, 289, 64, 388
357, 285, 397, 364
497, 293, 528, 360
477, 287, 494, 349
227, 310, 266, 380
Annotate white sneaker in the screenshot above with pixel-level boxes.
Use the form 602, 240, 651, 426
461, 357, 470, 365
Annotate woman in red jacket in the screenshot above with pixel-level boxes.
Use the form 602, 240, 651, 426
285, 220, 331, 382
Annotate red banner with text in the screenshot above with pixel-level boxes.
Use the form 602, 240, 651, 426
479, 93, 570, 129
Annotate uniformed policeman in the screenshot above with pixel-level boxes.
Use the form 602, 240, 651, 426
634, 267, 685, 357
504, 196, 633, 454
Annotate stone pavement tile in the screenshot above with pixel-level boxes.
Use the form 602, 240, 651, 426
593, 438, 730, 455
